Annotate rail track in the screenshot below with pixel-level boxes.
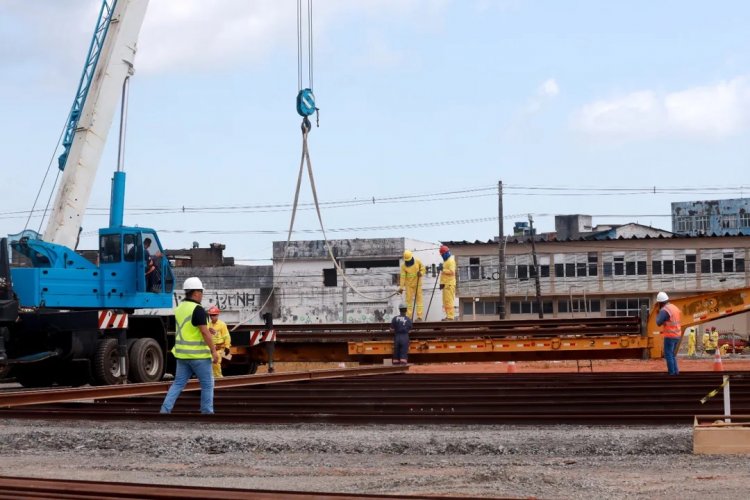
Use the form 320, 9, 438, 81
0, 476, 504, 500
0, 371, 747, 425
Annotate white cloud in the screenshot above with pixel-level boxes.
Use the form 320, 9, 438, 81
137, 1, 295, 74
539, 78, 559, 98
526, 77, 560, 113
574, 77, 750, 140
0, 1, 449, 79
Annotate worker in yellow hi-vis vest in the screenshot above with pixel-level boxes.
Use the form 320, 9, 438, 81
702, 328, 713, 355
438, 245, 457, 320
207, 306, 232, 378
686, 327, 696, 357
398, 250, 426, 321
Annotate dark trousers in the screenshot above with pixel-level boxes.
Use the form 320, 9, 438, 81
393, 334, 409, 361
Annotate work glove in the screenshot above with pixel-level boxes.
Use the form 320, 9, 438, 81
437, 263, 443, 272
439, 284, 445, 290
397, 288, 404, 294
224, 348, 231, 355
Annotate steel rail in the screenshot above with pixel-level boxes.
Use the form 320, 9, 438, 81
233, 316, 642, 341
0, 475, 504, 500
0, 365, 406, 408
1, 371, 747, 425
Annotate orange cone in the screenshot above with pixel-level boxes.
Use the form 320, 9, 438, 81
507, 361, 517, 374
713, 351, 723, 372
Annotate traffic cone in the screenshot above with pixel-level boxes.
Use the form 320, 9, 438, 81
507, 361, 517, 374
713, 351, 723, 372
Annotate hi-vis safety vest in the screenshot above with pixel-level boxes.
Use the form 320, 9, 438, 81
661, 303, 682, 338
172, 301, 210, 359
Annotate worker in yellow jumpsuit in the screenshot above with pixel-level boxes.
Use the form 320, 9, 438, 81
438, 244, 456, 320
398, 250, 426, 321
710, 327, 720, 354
685, 327, 696, 357
207, 306, 231, 378
702, 328, 712, 355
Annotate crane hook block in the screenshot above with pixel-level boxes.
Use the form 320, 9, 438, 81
296, 88, 316, 117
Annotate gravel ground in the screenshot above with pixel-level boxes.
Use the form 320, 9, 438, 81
0, 419, 746, 499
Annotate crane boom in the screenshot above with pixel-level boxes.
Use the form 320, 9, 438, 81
43, 0, 148, 248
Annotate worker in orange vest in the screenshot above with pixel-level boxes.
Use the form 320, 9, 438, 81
655, 292, 682, 376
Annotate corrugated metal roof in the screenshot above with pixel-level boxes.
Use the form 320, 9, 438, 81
443, 232, 750, 246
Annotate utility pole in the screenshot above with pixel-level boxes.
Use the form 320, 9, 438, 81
528, 214, 543, 318
498, 181, 506, 319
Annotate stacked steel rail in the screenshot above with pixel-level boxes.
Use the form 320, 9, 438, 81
0, 476, 498, 500
1, 371, 747, 425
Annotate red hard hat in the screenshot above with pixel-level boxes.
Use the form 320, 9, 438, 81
439, 244, 449, 255
207, 306, 220, 315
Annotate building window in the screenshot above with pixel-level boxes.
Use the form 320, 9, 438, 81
463, 300, 499, 316
686, 253, 696, 273
605, 297, 649, 317
675, 216, 691, 233
721, 215, 738, 229
558, 298, 600, 314
323, 268, 337, 286
651, 250, 694, 276
554, 253, 596, 278
510, 299, 553, 315
469, 257, 481, 280
695, 216, 709, 233
603, 252, 644, 277
700, 249, 745, 274
741, 212, 750, 228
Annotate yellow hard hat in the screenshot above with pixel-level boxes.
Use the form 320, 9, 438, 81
403, 250, 413, 261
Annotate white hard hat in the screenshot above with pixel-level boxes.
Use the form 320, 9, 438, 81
183, 277, 204, 291
656, 291, 669, 303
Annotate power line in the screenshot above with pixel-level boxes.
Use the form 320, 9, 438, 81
7, 182, 749, 220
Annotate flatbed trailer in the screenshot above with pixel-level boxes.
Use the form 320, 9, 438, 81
229, 287, 750, 366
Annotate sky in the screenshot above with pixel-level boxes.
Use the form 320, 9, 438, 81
1, 0, 749, 263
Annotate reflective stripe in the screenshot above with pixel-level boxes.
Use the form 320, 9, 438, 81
400, 259, 425, 287
662, 303, 682, 338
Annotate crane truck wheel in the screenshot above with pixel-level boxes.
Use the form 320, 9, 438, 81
128, 338, 164, 383
92, 337, 124, 385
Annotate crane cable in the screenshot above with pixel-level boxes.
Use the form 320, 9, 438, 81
299, 127, 400, 302
231, 1, 394, 331
292, 0, 396, 302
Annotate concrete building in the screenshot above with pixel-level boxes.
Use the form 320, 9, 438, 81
448, 232, 750, 333
672, 198, 750, 236
553, 214, 672, 240
141, 245, 274, 324
272, 238, 443, 323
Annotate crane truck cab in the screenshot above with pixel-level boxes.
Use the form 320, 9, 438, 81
10, 228, 173, 310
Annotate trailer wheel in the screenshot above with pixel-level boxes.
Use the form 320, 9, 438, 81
128, 338, 164, 383
93, 337, 123, 385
